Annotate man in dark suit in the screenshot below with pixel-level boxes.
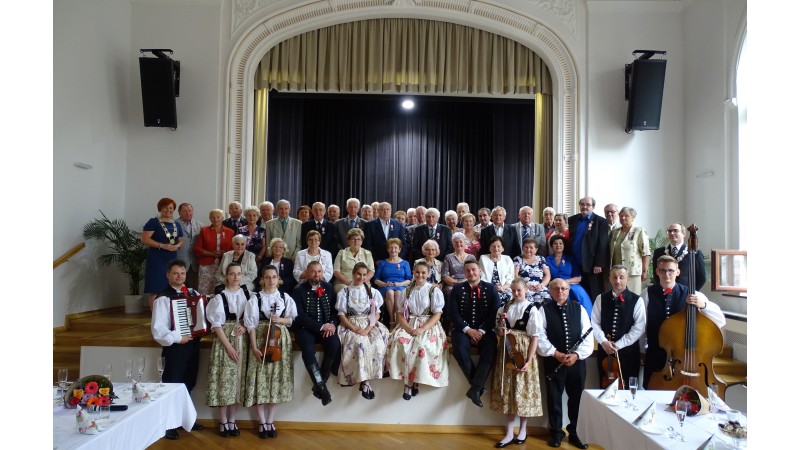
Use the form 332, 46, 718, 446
448, 260, 501, 408
301, 202, 340, 256
567, 196, 609, 301
650, 222, 707, 290
410, 208, 452, 261
512, 205, 547, 256
222, 201, 246, 231
334, 198, 366, 250
479, 206, 520, 258
363, 202, 406, 261
291, 261, 339, 406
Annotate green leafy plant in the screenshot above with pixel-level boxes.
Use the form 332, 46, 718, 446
83, 210, 148, 295
648, 229, 669, 281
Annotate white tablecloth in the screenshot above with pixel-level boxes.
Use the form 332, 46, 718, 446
53, 383, 197, 450
577, 389, 746, 450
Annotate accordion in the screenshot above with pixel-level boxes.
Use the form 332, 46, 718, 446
170, 295, 211, 338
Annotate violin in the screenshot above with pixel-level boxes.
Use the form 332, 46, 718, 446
503, 332, 527, 370
600, 333, 624, 389
261, 303, 282, 363
647, 224, 726, 398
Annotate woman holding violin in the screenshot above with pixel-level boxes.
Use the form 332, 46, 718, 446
243, 265, 297, 439
489, 278, 544, 448
590, 265, 646, 389
335, 262, 389, 399
205, 263, 249, 438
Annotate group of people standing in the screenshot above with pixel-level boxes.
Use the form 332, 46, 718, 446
145, 195, 721, 448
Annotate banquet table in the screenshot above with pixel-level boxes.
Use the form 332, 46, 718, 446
53, 383, 197, 450
577, 389, 747, 449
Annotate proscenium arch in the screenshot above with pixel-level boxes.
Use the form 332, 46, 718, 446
223, 1, 579, 213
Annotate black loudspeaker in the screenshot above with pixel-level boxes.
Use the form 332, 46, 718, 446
139, 57, 179, 128
625, 59, 666, 132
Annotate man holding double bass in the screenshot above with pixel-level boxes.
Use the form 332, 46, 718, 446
591, 265, 646, 388
639, 255, 726, 389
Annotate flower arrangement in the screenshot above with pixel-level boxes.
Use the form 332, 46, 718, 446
669, 384, 710, 416
64, 375, 117, 409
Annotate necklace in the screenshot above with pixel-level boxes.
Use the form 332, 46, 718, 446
159, 219, 178, 245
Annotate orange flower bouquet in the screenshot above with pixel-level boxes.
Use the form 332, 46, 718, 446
63, 375, 116, 409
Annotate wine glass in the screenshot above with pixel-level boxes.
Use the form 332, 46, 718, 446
157, 356, 166, 387
628, 377, 638, 411
137, 357, 146, 384
707, 383, 722, 424
675, 400, 689, 442
57, 368, 69, 404
124, 359, 133, 391
103, 363, 113, 380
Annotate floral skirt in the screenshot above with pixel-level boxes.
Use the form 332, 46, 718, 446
385, 315, 449, 388
242, 323, 294, 406
198, 263, 220, 296
489, 329, 543, 417
336, 315, 389, 385
206, 322, 248, 407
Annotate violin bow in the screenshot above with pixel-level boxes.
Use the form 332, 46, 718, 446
615, 348, 625, 389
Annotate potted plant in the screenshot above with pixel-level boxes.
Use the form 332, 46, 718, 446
83, 211, 148, 313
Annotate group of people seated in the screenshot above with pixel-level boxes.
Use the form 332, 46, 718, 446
146, 195, 722, 448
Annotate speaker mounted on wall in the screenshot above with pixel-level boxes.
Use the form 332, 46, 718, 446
139, 49, 180, 129
624, 50, 666, 133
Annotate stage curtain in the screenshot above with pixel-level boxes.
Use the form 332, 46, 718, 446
265, 93, 535, 215
252, 18, 553, 209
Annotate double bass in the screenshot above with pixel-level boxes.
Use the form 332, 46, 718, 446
647, 224, 726, 398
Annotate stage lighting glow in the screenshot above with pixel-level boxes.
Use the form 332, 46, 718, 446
401, 99, 415, 110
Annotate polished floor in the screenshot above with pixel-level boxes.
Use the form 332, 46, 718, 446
147, 424, 602, 449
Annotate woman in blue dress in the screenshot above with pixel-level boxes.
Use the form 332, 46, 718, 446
141, 197, 184, 309
372, 238, 412, 328
544, 235, 593, 316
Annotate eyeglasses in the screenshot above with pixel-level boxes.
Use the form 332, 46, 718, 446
667, 229, 682, 233
552, 286, 570, 291
657, 269, 677, 274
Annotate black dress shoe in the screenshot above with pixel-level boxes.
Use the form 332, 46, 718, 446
466, 386, 483, 407
403, 385, 412, 400
547, 435, 562, 447
218, 422, 229, 437
567, 435, 588, 449
191, 422, 204, 431
512, 437, 527, 444
227, 422, 240, 437
266, 423, 277, 438
411, 383, 419, 397
164, 429, 179, 440
258, 423, 269, 439
495, 440, 512, 448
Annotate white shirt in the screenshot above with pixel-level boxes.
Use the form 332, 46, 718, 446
293, 248, 334, 282
335, 284, 384, 315
243, 290, 298, 331
591, 292, 646, 350
536, 303, 594, 360
399, 282, 445, 316
206, 288, 248, 328
497, 300, 542, 337
638, 288, 725, 352
151, 286, 198, 347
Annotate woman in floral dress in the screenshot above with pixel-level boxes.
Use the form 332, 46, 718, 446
206, 263, 249, 437
513, 238, 552, 304
490, 278, 544, 447
335, 262, 389, 399
243, 265, 297, 439
386, 262, 449, 400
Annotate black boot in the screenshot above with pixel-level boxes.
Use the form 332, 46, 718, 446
466, 363, 492, 407
320, 353, 339, 383
305, 361, 332, 406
